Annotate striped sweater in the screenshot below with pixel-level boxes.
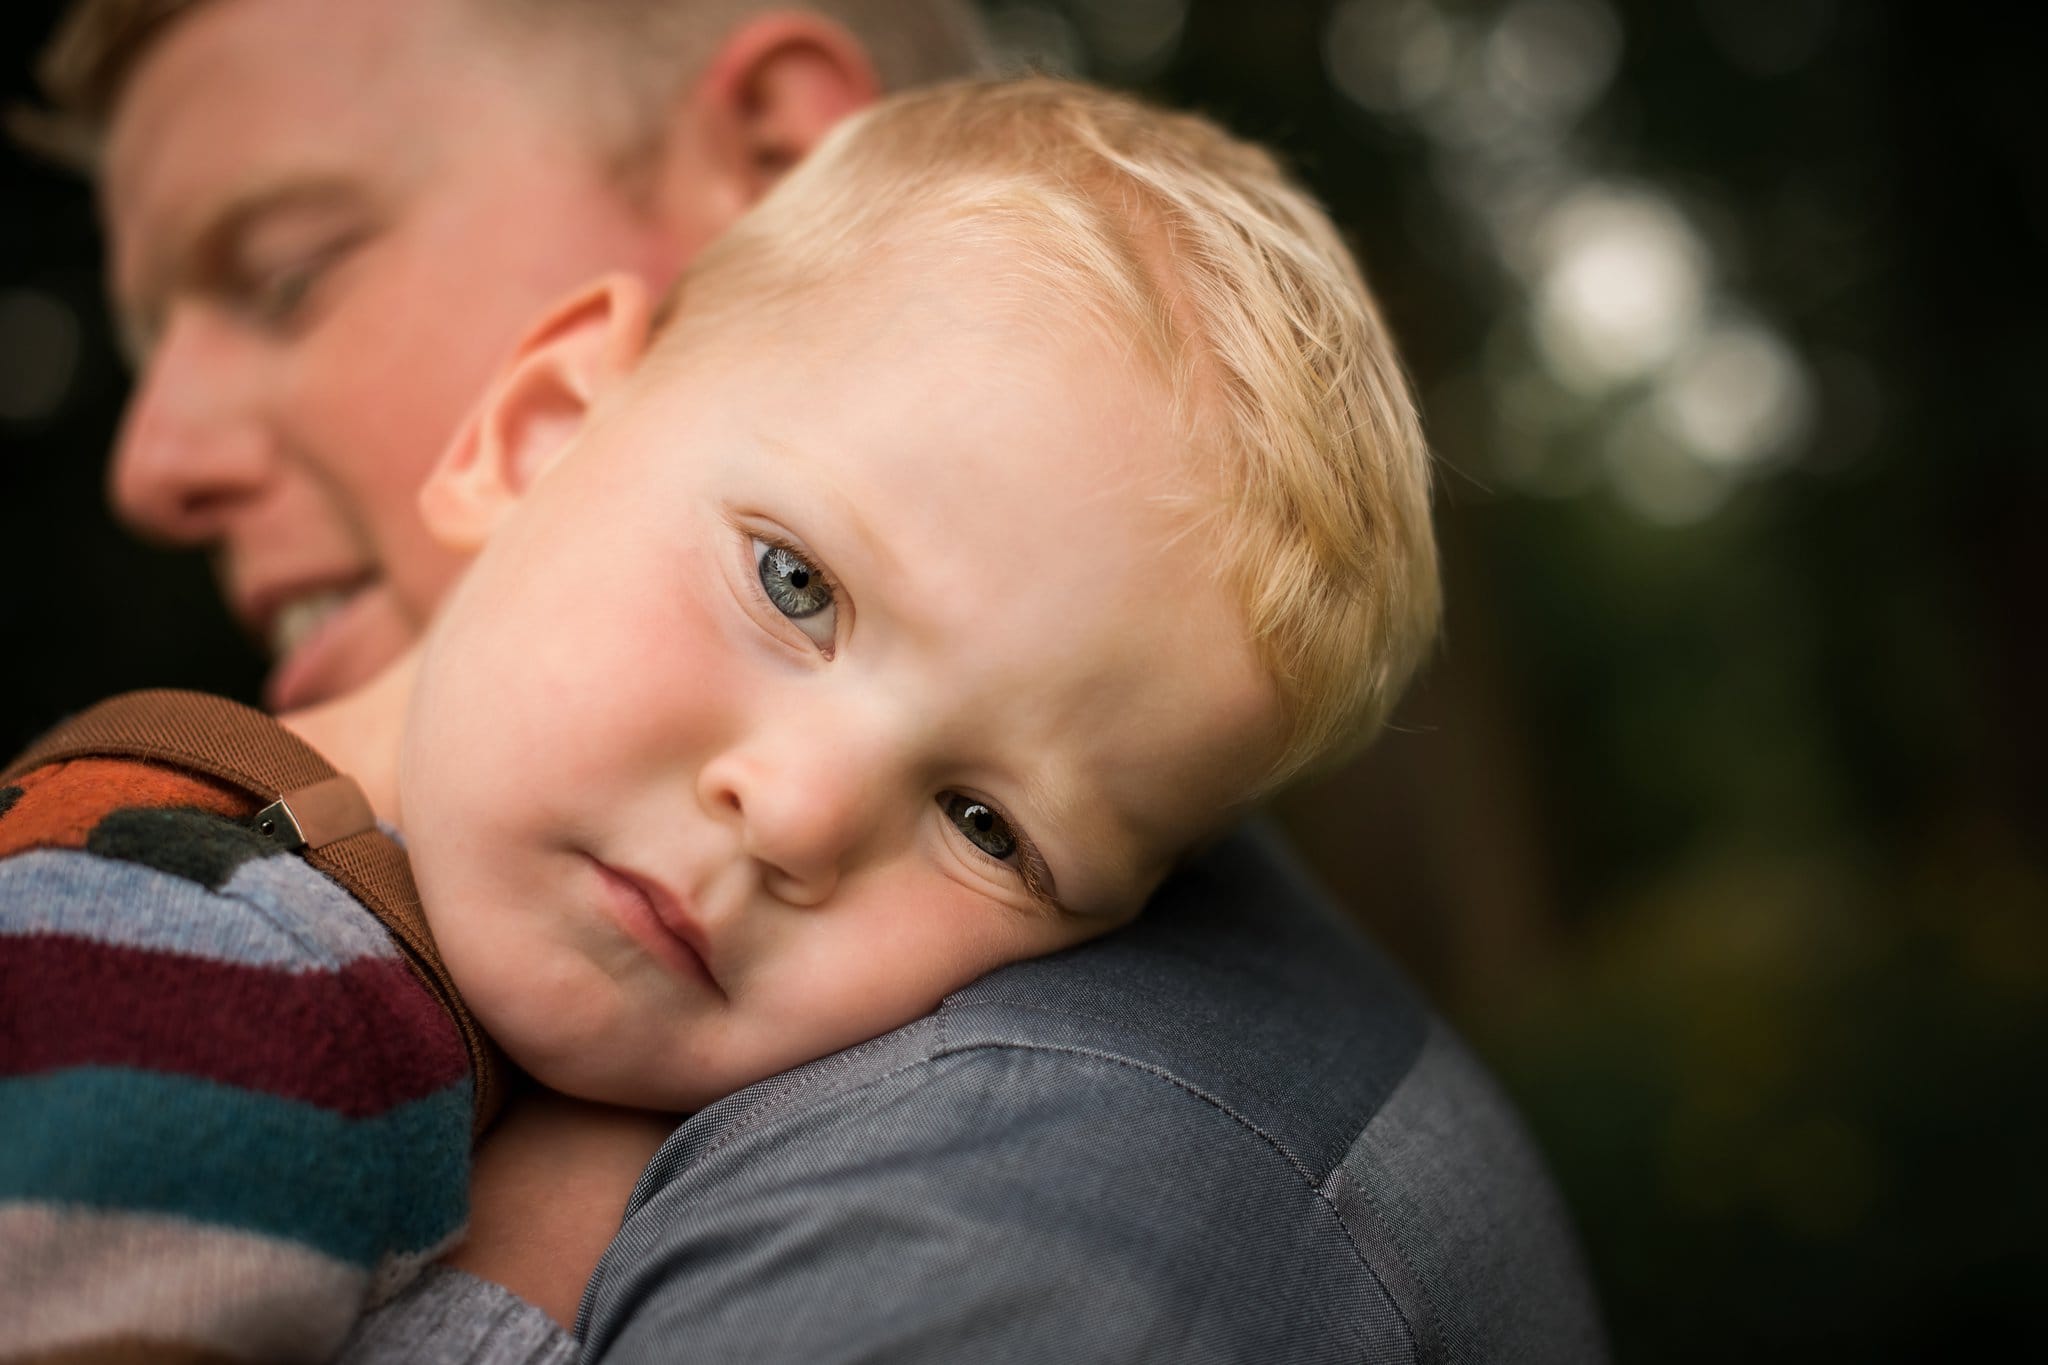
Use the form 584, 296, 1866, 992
0, 754, 476, 1364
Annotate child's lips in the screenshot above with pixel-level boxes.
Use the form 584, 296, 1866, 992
589, 855, 722, 994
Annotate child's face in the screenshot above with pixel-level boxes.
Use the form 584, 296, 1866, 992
400, 253, 1282, 1110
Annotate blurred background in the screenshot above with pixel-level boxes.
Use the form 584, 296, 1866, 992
3, 1, 2042, 1358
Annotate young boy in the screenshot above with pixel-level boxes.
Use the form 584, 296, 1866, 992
1, 76, 1438, 1359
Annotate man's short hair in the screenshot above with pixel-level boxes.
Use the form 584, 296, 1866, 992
664, 78, 1443, 786
27, 0, 993, 168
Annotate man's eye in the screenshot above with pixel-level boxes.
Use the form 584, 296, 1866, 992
229, 236, 360, 330
753, 537, 837, 650
940, 793, 1018, 861
249, 263, 319, 325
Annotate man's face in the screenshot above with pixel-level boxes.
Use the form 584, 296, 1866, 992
100, 0, 722, 710
399, 253, 1284, 1110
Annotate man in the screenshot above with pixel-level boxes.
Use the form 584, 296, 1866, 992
27, 1, 1604, 1359
44, 0, 982, 715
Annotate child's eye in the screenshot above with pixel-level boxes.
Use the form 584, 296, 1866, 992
936, 792, 1062, 913
752, 536, 837, 650
940, 793, 1017, 861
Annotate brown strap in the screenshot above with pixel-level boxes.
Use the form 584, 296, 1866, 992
5, 690, 503, 1134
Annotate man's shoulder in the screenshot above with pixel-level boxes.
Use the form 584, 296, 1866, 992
597, 825, 1606, 1363
939, 821, 1432, 1171
671, 822, 1432, 1178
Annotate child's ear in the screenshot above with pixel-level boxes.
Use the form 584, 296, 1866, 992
420, 274, 654, 551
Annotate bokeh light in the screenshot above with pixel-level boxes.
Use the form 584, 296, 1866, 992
1323, 0, 1457, 115
984, 1, 1086, 74
1483, 0, 1623, 127
1533, 186, 1712, 391
1067, 0, 1186, 79
0, 285, 81, 425
1653, 313, 1814, 468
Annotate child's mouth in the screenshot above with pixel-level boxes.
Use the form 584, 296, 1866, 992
588, 855, 722, 994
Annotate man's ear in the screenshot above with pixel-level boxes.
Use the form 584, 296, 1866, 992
678, 13, 881, 201
420, 274, 653, 552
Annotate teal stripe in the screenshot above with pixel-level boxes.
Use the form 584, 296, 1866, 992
0, 848, 400, 966
0, 1067, 469, 1267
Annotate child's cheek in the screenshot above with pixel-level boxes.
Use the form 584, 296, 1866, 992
762, 868, 1042, 1053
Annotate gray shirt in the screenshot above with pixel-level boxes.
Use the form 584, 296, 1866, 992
343, 824, 1605, 1363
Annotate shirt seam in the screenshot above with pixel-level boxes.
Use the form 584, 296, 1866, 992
828, 1031, 1410, 1359
684, 1017, 945, 1169
939, 996, 1311, 1124
1323, 1158, 1433, 1365
929, 1039, 1416, 1363
627, 1033, 1422, 1361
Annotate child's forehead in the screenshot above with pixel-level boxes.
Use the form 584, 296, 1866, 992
657, 239, 1203, 503
797, 289, 1184, 522
670, 218, 1182, 393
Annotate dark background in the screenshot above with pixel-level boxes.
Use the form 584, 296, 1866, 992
4, 1, 2043, 1358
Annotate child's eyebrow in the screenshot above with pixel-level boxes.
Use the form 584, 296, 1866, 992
1015, 766, 1156, 921
751, 430, 911, 615
1038, 741, 1217, 923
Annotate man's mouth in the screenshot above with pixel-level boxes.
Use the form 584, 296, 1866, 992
268, 588, 355, 662
249, 574, 387, 712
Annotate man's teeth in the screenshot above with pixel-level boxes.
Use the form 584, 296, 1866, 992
270, 590, 351, 660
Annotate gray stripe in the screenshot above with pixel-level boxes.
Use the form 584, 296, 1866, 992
0, 847, 399, 967
337, 1267, 576, 1365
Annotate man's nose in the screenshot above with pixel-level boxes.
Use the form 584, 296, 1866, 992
108, 311, 275, 546
696, 737, 889, 908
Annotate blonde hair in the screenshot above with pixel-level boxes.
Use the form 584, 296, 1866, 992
24, 0, 991, 168
672, 78, 1441, 785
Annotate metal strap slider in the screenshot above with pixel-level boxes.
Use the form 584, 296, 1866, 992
250, 774, 376, 852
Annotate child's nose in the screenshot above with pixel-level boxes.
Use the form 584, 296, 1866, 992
696, 744, 882, 908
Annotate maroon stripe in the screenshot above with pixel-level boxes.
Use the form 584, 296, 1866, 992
0, 934, 470, 1115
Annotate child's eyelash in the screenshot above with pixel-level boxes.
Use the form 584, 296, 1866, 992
1013, 848, 1064, 916
751, 530, 840, 599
